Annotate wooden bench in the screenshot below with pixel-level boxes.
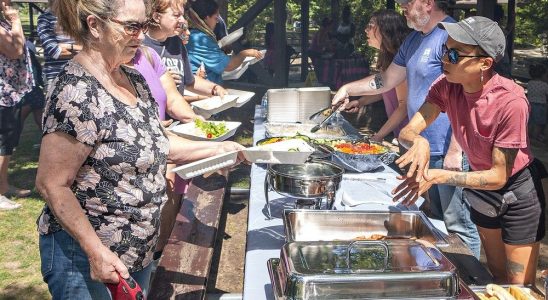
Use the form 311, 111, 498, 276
148, 172, 228, 300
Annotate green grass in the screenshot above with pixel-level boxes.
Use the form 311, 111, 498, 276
0, 118, 50, 300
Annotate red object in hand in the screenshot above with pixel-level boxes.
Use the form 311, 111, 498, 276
105, 273, 145, 300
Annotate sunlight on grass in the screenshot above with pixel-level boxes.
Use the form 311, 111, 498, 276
0, 198, 49, 299
0, 115, 49, 299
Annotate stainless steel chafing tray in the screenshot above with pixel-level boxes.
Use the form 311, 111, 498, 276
283, 210, 449, 246
268, 240, 459, 299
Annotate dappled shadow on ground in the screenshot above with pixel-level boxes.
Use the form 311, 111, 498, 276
0, 283, 50, 300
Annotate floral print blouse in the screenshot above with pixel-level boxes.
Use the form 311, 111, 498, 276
37, 61, 170, 272
0, 20, 33, 107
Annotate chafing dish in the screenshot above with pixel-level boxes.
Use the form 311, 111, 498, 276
283, 210, 449, 246
264, 161, 344, 219
268, 240, 459, 299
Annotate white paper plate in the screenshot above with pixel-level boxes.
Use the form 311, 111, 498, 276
227, 89, 255, 107
243, 139, 314, 164
172, 151, 238, 179
191, 95, 239, 117
217, 27, 244, 48
169, 121, 241, 141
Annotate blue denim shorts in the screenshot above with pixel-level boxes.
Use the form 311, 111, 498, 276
40, 230, 152, 300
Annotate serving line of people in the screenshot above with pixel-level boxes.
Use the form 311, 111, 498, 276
332, 8, 547, 286
33, 0, 249, 298
333, 0, 482, 259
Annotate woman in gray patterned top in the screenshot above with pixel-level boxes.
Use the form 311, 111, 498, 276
34, 0, 245, 298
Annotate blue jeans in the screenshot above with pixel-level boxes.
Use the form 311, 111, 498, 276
428, 155, 481, 259
39, 230, 153, 300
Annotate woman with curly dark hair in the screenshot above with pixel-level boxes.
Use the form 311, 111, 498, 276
344, 9, 411, 143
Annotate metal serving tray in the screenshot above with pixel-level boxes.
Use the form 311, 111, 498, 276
283, 210, 449, 246
268, 240, 459, 299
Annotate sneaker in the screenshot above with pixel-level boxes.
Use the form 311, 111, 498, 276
5, 185, 32, 198
0, 195, 21, 210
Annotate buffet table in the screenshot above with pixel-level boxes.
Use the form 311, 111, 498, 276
242, 106, 494, 300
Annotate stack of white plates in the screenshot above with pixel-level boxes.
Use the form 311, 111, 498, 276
267, 88, 300, 123
298, 87, 331, 122
267, 87, 331, 123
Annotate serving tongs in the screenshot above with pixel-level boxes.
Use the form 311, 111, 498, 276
308, 106, 333, 121
310, 102, 343, 133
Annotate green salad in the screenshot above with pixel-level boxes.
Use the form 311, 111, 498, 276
195, 119, 228, 139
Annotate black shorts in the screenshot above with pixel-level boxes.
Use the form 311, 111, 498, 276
0, 105, 22, 156
468, 161, 546, 245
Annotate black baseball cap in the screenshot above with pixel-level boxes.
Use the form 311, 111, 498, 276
438, 16, 506, 62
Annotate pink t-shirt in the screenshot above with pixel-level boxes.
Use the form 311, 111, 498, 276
133, 47, 168, 120
427, 74, 533, 176
382, 88, 408, 137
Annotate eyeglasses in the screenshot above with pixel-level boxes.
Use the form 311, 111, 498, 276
109, 18, 150, 36
442, 44, 489, 64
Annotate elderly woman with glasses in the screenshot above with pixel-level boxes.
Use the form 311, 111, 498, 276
393, 16, 546, 284
186, 0, 263, 84
35, 0, 245, 298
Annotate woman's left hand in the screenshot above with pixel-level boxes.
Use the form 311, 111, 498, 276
167, 68, 182, 84
243, 49, 263, 59
213, 85, 228, 98
216, 141, 248, 165
1, 2, 20, 23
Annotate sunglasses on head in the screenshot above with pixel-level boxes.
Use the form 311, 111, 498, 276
442, 44, 489, 64
109, 18, 150, 36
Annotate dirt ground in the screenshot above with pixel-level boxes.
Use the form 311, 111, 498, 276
205, 50, 548, 296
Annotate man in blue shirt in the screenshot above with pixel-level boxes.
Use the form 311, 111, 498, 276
332, 0, 480, 258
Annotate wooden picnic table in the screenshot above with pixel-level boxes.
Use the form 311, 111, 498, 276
148, 171, 229, 300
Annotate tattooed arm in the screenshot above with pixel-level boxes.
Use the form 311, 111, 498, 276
396, 102, 441, 180
393, 146, 517, 206
331, 62, 407, 109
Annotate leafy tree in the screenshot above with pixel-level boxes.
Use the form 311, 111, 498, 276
515, 0, 548, 46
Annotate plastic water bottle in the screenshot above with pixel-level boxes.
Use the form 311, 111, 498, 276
259, 93, 268, 118
261, 93, 268, 108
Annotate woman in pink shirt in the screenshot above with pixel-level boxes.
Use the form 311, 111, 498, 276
343, 10, 410, 143
393, 16, 546, 284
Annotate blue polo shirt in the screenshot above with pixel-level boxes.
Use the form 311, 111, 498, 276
393, 16, 455, 156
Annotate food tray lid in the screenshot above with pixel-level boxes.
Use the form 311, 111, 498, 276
169, 121, 241, 141
282, 210, 449, 246
172, 150, 238, 179
243, 139, 314, 164
191, 95, 239, 117
275, 240, 458, 299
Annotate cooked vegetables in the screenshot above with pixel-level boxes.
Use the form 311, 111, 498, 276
194, 119, 228, 139
316, 139, 387, 155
